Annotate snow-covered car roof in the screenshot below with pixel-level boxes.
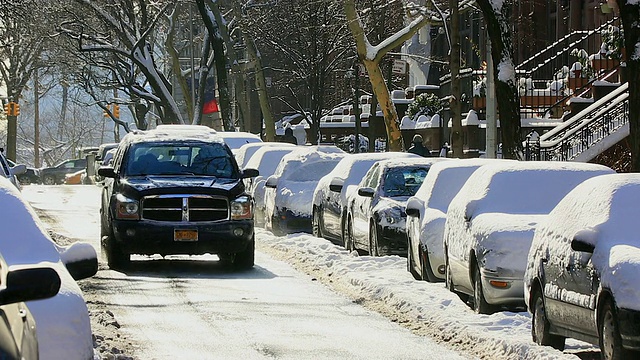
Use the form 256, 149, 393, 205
245, 146, 298, 180
414, 158, 511, 212
274, 146, 346, 179
236, 142, 295, 169
527, 173, 640, 310
372, 157, 450, 171
325, 152, 422, 186
451, 161, 615, 216
124, 125, 225, 145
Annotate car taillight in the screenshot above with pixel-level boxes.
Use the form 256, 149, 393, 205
231, 196, 252, 220
115, 194, 140, 220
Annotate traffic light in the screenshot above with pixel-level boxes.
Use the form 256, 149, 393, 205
113, 104, 120, 118
3, 102, 18, 116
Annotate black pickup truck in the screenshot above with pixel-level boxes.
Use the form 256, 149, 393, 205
98, 125, 259, 270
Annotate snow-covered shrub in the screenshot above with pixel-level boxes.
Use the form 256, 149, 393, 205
473, 76, 486, 98
406, 93, 442, 120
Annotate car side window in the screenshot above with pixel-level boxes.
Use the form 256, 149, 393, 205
365, 165, 381, 189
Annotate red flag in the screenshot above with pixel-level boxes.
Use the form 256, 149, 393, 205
203, 98, 219, 114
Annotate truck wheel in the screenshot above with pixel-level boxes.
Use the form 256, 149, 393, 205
102, 231, 129, 270
234, 237, 255, 270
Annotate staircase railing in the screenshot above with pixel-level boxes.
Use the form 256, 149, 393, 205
527, 83, 628, 161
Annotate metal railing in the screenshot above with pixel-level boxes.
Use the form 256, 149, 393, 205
526, 83, 628, 161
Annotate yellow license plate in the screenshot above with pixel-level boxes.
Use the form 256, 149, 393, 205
174, 229, 198, 242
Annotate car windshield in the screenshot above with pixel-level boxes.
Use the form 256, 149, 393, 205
382, 166, 429, 197
125, 142, 237, 178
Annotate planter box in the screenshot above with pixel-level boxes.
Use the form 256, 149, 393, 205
520, 95, 563, 108
568, 77, 589, 91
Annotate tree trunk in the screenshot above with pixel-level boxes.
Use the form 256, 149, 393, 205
618, 0, 640, 171
212, 37, 233, 131
476, 0, 522, 159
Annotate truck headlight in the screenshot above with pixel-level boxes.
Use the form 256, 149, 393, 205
231, 196, 252, 220
115, 194, 139, 220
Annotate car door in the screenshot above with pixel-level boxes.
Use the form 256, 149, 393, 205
352, 165, 381, 250
322, 177, 344, 241
544, 240, 598, 336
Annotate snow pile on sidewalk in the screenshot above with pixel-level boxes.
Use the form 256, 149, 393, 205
256, 228, 595, 360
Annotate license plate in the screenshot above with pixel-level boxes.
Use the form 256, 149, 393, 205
174, 229, 198, 242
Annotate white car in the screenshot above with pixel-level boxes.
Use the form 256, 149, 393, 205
235, 141, 295, 170
525, 173, 640, 357
312, 152, 421, 246
0, 176, 98, 359
264, 146, 345, 235
405, 159, 508, 282
244, 146, 298, 227
443, 161, 614, 314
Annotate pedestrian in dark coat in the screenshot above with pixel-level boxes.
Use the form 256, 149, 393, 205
281, 127, 298, 145
407, 134, 431, 157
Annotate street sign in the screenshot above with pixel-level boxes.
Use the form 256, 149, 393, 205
392, 59, 407, 75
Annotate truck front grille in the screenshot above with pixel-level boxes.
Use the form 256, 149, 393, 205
142, 195, 229, 222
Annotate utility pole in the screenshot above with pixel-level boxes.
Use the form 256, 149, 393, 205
486, 39, 497, 158
354, 63, 361, 153
34, 69, 40, 167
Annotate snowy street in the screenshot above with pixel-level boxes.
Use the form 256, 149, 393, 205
23, 185, 474, 360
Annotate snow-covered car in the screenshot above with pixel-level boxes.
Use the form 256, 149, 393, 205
524, 173, 640, 357
443, 161, 614, 314
0, 176, 98, 359
244, 146, 298, 227
405, 158, 509, 282
235, 141, 295, 170
264, 146, 345, 235
216, 131, 263, 155
345, 157, 447, 256
312, 152, 421, 246
0, 254, 60, 360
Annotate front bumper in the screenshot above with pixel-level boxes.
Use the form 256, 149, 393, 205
378, 226, 408, 257
272, 209, 311, 234
112, 219, 254, 256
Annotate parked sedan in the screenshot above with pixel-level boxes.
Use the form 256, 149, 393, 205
345, 158, 446, 256
525, 173, 640, 358
0, 254, 61, 360
265, 146, 345, 235
244, 146, 298, 227
39, 158, 87, 185
443, 161, 614, 314
405, 159, 507, 282
0, 176, 98, 359
217, 131, 263, 155
312, 152, 421, 246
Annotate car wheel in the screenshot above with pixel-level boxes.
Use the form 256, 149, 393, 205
233, 237, 255, 270
312, 207, 322, 238
344, 217, 355, 252
43, 175, 56, 185
407, 238, 420, 280
102, 230, 129, 270
369, 222, 379, 256
473, 265, 493, 314
600, 299, 630, 360
532, 289, 565, 350
19, 176, 31, 185
419, 246, 440, 283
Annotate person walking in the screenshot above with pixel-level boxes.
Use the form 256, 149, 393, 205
407, 134, 431, 157
281, 127, 298, 145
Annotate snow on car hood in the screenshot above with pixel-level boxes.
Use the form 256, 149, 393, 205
375, 197, 407, 230
595, 243, 640, 310
472, 213, 546, 274
123, 176, 241, 192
